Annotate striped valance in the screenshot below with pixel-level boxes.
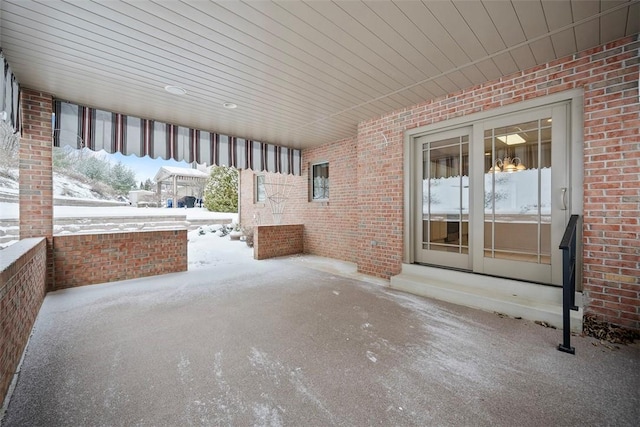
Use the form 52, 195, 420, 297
1, 51, 20, 131
53, 100, 301, 175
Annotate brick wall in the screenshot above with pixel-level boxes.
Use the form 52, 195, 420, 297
357, 35, 639, 329
0, 238, 47, 404
254, 224, 304, 260
356, 117, 404, 279
19, 89, 54, 287
249, 36, 638, 330
240, 137, 358, 263
240, 168, 307, 228
52, 230, 188, 289
579, 38, 639, 331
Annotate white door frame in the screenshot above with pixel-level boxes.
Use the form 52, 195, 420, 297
414, 126, 473, 270
403, 90, 584, 286
472, 104, 569, 285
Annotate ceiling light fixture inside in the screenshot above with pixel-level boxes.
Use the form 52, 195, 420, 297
223, 102, 237, 109
164, 85, 187, 95
497, 133, 526, 145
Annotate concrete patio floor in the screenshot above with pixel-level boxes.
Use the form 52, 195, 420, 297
2, 235, 639, 426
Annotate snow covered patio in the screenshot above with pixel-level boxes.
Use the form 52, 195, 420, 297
2, 232, 638, 426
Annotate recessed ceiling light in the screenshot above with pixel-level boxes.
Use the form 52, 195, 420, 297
497, 133, 526, 145
223, 102, 237, 109
164, 85, 187, 95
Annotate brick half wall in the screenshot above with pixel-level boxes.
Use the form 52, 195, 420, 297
240, 137, 359, 264
53, 230, 187, 289
254, 225, 304, 260
0, 238, 47, 404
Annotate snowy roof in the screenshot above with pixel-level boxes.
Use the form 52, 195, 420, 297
154, 166, 209, 183
128, 190, 156, 195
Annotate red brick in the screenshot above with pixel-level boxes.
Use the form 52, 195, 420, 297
0, 239, 47, 403
254, 225, 304, 260
52, 230, 187, 289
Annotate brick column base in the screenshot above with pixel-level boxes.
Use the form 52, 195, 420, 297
19, 90, 54, 288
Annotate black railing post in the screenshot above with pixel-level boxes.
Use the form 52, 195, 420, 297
558, 215, 580, 355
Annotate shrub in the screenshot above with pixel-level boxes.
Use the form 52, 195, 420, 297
203, 166, 238, 213
108, 161, 137, 195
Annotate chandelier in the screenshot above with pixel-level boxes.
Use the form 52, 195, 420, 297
488, 157, 526, 173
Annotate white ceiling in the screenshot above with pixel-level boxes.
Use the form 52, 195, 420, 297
1, 0, 638, 149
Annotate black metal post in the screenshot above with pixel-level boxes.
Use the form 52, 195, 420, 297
558, 248, 575, 354
558, 215, 579, 355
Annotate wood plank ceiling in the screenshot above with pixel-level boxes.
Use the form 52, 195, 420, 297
1, 0, 638, 149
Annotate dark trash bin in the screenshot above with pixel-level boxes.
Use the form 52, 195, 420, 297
178, 196, 196, 208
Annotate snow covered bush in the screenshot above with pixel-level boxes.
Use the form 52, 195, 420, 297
203, 165, 238, 213
108, 161, 137, 195
242, 226, 254, 247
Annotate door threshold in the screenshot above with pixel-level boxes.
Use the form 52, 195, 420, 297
413, 262, 559, 288
391, 263, 582, 331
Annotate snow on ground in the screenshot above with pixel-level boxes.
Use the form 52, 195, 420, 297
52, 172, 111, 199
0, 168, 118, 199
1, 166, 232, 221
187, 225, 254, 270
0, 202, 238, 250
0, 173, 18, 191
1, 167, 241, 250
0, 202, 237, 221
0, 239, 18, 250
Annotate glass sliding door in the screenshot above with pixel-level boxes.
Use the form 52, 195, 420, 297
476, 105, 568, 285
415, 127, 471, 270
483, 118, 552, 264
412, 103, 570, 285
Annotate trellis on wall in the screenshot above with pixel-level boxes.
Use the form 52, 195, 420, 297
263, 173, 294, 225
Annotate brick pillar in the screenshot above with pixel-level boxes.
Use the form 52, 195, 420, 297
19, 89, 54, 288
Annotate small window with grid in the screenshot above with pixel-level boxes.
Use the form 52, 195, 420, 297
311, 162, 329, 200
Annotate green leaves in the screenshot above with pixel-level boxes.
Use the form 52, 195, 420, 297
51, 147, 137, 196
108, 161, 136, 195
203, 166, 238, 213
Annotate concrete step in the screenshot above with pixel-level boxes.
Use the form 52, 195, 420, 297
186, 218, 232, 230
0, 193, 18, 203
54, 198, 129, 207
0, 191, 131, 207
0, 219, 19, 245
391, 264, 582, 332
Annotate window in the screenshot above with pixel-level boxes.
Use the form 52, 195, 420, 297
255, 174, 266, 203
311, 162, 329, 200
407, 96, 575, 286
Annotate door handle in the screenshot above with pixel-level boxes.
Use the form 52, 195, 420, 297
560, 188, 567, 211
